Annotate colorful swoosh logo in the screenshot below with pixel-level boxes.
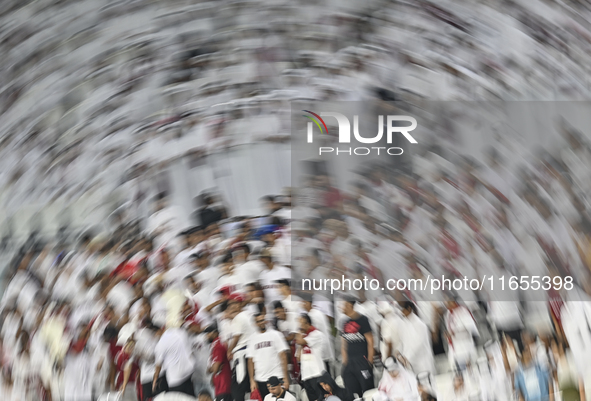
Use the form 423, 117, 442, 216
302, 110, 328, 135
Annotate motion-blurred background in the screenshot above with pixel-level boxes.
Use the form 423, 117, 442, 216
4, 0, 591, 252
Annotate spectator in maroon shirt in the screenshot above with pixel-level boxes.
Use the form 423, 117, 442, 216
205, 324, 232, 401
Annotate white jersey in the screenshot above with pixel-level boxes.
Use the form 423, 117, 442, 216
396, 313, 435, 375
237, 260, 266, 283
231, 310, 258, 351
259, 266, 291, 305
445, 306, 479, 366
154, 328, 195, 387
308, 308, 334, 360
64, 350, 94, 401
246, 329, 289, 382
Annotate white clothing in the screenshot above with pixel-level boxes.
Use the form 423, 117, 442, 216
64, 350, 94, 401
300, 329, 327, 381
259, 266, 291, 305
445, 306, 479, 366
376, 368, 420, 401
246, 329, 289, 382
263, 390, 297, 401
237, 260, 266, 283
154, 328, 195, 386
308, 308, 334, 360
397, 313, 435, 375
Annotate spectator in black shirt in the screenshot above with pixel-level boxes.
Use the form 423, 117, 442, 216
316, 372, 353, 401
340, 296, 375, 398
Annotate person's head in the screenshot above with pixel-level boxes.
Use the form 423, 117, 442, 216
318, 378, 333, 394
300, 313, 312, 333
180, 230, 192, 249
399, 301, 417, 317
160, 249, 170, 268
131, 264, 150, 287
204, 324, 219, 343
521, 331, 535, 347
340, 297, 356, 316
155, 192, 168, 211
232, 243, 250, 264
183, 275, 201, 293
444, 294, 459, 310
79, 232, 93, 250
78, 322, 91, 341
259, 248, 274, 269
277, 279, 291, 297
246, 282, 264, 303
335, 220, 350, 239
103, 305, 116, 321
227, 293, 244, 313
273, 301, 286, 321
267, 377, 284, 396
138, 298, 152, 321
198, 390, 213, 401
202, 194, 214, 207
220, 252, 234, 274
261, 230, 276, 246
19, 331, 30, 354
300, 292, 313, 312
192, 250, 210, 270
261, 195, 279, 214
254, 312, 267, 332
190, 226, 204, 245
521, 345, 534, 366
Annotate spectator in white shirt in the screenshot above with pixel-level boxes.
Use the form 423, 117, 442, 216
264, 376, 297, 401
296, 313, 328, 401
300, 292, 334, 364
375, 357, 420, 401
153, 327, 195, 396
227, 293, 258, 401
247, 313, 290, 399
258, 248, 291, 307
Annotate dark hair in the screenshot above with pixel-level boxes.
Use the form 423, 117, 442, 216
401, 301, 418, 315
146, 322, 161, 332
257, 302, 265, 313
375, 87, 397, 102
156, 192, 167, 201
246, 282, 263, 292
272, 301, 284, 310
222, 252, 233, 264
79, 232, 93, 246
342, 295, 357, 305
103, 325, 119, 341
301, 313, 312, 326
234, 243, 251, 254
423, 394, 437, 401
